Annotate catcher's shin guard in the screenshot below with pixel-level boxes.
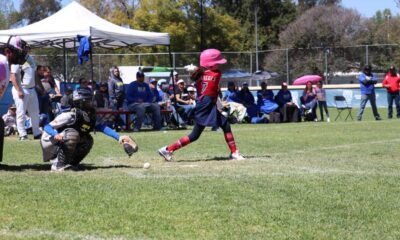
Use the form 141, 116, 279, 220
70, 134, 93, 166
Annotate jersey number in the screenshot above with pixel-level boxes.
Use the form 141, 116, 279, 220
201, 82, 208, 94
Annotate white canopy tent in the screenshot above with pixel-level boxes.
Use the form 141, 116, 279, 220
0, 1, 170, 49
0, 1, 171, 82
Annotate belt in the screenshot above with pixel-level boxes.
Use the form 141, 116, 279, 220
22, 87, 35, 90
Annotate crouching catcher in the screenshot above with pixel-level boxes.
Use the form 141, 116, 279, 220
40, 88, 138, 171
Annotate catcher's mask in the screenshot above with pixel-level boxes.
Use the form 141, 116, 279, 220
72, 88, 94, 111
6, 36, 28, 65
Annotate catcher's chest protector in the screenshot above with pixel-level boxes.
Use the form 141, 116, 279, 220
62, 108, 96, 134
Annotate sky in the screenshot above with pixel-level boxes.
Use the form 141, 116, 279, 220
11, 0, 400, 18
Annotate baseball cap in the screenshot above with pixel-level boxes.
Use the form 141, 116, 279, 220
228, 81, 235, 86
173, 71, 178, 76
187, 86, 196, 92
177, 79, 185, 84
136, 71, 145, 78
149, 78, 157, 84
7, 36, 25, 51
242, 82, 248, 86
9, 104, 16, 109
100, 82, 108, 87
282, 82, 288, 87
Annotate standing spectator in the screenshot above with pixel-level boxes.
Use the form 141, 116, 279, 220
2, 105, 17, 136
300, 81, 318, 121
238, 82, 257, 121
275, 82, 300, 122
126, 71, 161, 131
357, 65, 381, 121
382, 66, 400, 119
314, 81, 330, 122
257, 82, 279, 114
10, 52, 42, 140
39, 66, 61, 120
223, 81, 247, 122
108, 66, 125, 110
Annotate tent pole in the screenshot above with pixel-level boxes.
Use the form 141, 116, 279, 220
89, 37, 94, 83
63, 39, 67, 83
168, 45, 181, 128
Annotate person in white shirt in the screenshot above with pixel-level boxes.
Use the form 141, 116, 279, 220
10, 52, 41, 140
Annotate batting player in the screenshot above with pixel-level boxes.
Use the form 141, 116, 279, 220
158, 49, 245, 161
40, 88, 138, 171
0, 36, 29, 163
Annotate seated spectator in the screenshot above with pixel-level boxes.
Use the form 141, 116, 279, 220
94, 82, 110, 109
149, 78, 161, 103
238, 82, 258, 122
2, 104, 17, 136
60, 87, 73, 112
173, 79, 195, 124
275, 82, 300, 122
38, 66, 61, 121
158, 79, 185, 127
257, 82, 279, 114
300, 81, 317, 121
222, 81, 247, 122
186, 86, 197, 106
126, 71, 161, 131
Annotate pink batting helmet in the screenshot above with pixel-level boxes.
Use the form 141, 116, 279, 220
200, 49, 227, 67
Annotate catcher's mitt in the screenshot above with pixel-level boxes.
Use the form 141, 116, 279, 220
119, 135, 138, 157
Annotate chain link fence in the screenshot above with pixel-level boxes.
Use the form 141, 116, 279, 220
31, 44, 400, 86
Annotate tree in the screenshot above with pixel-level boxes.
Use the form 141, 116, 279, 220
0, 0, 18, 29
20, 0, 61, 24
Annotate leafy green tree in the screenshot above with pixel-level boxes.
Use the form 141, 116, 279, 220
19, 0, 61, 24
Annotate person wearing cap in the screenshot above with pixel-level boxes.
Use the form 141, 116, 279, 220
60, 86, 74, 112
222, 81, 247, 122
0, 35, 29, 161
94, 82, 110, 109
126, 71, 162, 131
358, 65, 381, 121
158, 79, 186, 127
9, 42, 42, 141
238, 82, 257, 122
275, 82, 300, 122
2, 105, 17, 136
149, 78, 161, 103
174, 79, 195, 124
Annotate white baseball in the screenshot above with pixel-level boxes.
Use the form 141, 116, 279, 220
143, 162, 151, 169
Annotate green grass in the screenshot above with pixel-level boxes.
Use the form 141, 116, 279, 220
1, 108, 400, 239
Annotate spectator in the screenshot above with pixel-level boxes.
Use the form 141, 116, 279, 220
10, 52, 42, 140
257, 82, 279, 114
222, 81, 247, 122
60, 86, 73, 112
2, 105, 17, 136
94, 82, 110, 109
275, 82, 300, 122
39, 66, 61, 121
108, 66, 125, 110
126, 71, 161, 131
174, 79, 195, 123
358, 65, 381, 121
158, 79, 186, 127
300, 81, 317, 121
238, 82, 257, 121
314, 81, 330, 122
186, 86, 197, 106
149, 78, 161, 103
382, 66, 400, 119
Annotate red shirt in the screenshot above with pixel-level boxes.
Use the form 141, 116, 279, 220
195, 69, 221, 98
382, 74, 400, 94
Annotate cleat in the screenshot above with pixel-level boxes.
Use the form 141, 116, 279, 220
158, 146, 173, 161
51, 161, 71, 172
230, 150, 245, 161
33, 134, 42, 140
19, 135, 29, 141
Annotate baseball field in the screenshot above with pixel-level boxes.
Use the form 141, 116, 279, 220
1, 108, 399, 239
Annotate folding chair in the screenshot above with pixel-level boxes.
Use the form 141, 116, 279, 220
334, 95, 353, 121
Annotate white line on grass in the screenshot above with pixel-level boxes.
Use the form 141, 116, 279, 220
0, 228, 127, 240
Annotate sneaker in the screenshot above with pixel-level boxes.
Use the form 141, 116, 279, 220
158, 146, 173, 161
230, 150, 245, 160
33, 134, 42, 140
327, 117, 330, 123
19, 135, 29, 141
375, 116, 382, 121
51, 161, 71, 172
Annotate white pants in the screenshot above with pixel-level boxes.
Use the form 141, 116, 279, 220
12, 87, 41, 137
228, 102, 247, 122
